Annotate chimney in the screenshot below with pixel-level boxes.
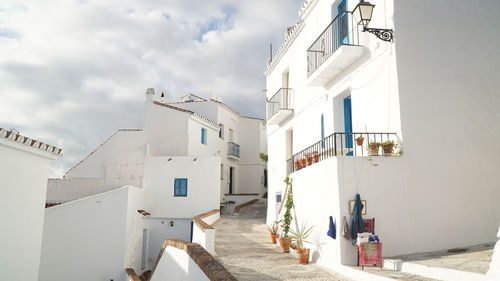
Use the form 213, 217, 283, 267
145, 88, 155, 103
160, 92, 168, 104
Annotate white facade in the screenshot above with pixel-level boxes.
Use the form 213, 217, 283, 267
0, 128, 62, 281
266, 0, 500, 272
39, 186, 144, 281
40, 88, 266, 279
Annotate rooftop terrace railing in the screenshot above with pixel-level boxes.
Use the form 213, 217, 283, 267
267, 88, 293, 121
288, 132, 400, 173
307, 11, 361, 77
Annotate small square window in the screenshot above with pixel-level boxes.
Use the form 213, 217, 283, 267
174, 178, 188, 197
201, 128, 207, 144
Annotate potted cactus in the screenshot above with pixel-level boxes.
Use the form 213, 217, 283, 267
266, 221, 280, 244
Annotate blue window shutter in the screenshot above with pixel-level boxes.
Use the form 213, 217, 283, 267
174, 178, 188, 196
201, 128, 206, 144
344, 96, 353, 149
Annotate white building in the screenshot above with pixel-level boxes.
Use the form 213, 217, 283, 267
0, 128, 62, 281
265, 0, 500, 272
39, 89, 266, 281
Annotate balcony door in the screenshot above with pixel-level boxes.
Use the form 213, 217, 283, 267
333, 0, 349, 46
344, 96, 353, 155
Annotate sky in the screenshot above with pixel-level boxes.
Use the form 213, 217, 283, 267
0, 0, 304, 177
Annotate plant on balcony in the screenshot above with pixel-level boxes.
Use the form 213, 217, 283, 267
279, 176, 294, 253
312, 151, 320, 163
381, 140, 395, 156
368, 141, 381, 156
259, 153, 268, 163
356, 136, 365, 146
305, 153, 313, 165
290, 223, 314, 264
299, 157, 307, 167
294, 160, 302, 171
265, 221, 280, 244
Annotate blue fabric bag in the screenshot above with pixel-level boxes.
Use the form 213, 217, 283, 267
327, 216, 336, 239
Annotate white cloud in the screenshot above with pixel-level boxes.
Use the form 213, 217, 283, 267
0, 0, 303, 177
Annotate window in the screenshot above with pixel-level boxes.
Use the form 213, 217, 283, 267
321, 114, 325, 148
220, 164, 224, 180
201, 128, 207, 144
219, 124, 224, 139
174, 178, 188, 197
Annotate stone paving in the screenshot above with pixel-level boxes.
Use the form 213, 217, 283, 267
213, 199, 352, 281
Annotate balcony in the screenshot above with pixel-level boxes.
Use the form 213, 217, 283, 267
267, 88, 293, 125
307, 11, 366, 87
227, 142, 240, 159
287, 132, 401, 174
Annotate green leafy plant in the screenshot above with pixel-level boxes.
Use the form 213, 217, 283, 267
290, 223, 314, 250
281, 176, 294, 238
265, 221, 279, 235
259, 153, 268, 163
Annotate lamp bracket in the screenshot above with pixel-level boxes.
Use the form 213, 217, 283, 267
364, 27, 393, 42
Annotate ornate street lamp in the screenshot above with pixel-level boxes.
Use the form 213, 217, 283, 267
353, 0, 394, 42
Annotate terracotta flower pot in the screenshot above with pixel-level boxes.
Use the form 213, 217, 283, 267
356, 138, 364, 146
297, 248, 310, 264
368, 143, 380, 156
278, 237, 292, 253
312, 152, 320, 163
306, 155, 313, 165
299, 158, 307, 167
270, 234, 280, 244
382, 143, 395, 156
294, 161, 302, 171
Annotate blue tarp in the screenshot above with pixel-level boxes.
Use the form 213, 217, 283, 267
351, 194, 364, 245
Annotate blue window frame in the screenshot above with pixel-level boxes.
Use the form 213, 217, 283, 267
174, 178, 188, 197
344, 96, 353, 155
201, 128, 207, 144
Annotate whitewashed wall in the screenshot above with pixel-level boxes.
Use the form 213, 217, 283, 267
150, 246, 209, 281
0, 144, 53, 281
66, 130, 145, 182
143, 156, 220, 218
144, 96, 189, 157
393, 0, 500, 253
46, 178, 120, 203
145, 218, 192, 269
191, 212, 220, 254
39, 186, 144, 281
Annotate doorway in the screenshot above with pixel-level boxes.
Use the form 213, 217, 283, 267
344, 96, 353, 155
229, 167, 234, 194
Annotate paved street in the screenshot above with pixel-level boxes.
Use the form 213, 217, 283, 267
213, 199, 352, 281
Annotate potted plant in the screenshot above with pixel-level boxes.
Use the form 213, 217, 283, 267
266, 221, 280, 244
356, 136, 365, 146
368, 141, 381, 156
381, 140, 395, 156
299, 157, 307, 167
312, 151, 320, 163
305, 153, 313, 165
294, 160, 302, 171
290, 223, 314, 264
279, 177, 294, 253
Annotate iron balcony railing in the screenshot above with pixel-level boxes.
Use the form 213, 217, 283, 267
228, 142, 240, 158
287, 132, 400, 174
267, 88, 293, 121
307, 11, 361, 77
